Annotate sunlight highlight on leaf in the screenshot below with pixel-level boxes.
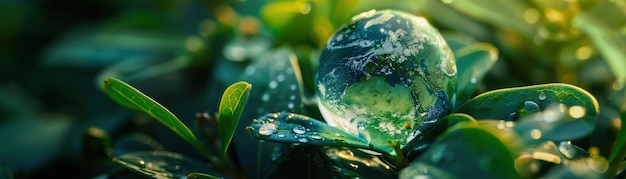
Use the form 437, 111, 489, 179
217, 81, 252, 156
102, 78, 211, 159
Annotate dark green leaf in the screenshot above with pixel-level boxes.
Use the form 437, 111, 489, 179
247, 112, 388, 155
217, 81, 252, 156
266, 146, 334, 179
454, 43, 498, 105
401, 127, 521, 178
102, 78, 211, 158
187, 172, 220, 179
113, 151, 223, 179
231, 47, 304, 178
325, 147, 397, 178
403, 113, 477, 161
456, 83, 599, 141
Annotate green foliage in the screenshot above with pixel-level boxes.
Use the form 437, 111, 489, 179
217, 81, 251, 156
246, 112, 387, 155
102, 78, 212, 159
113, 151, 222, 178
8, 0, 623, 178
454, 43, 499, 105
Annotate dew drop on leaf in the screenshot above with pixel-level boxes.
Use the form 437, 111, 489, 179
538, 91, 547, 100
292, 125, 306, 134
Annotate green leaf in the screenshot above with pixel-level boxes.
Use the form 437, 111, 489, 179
574, 13, 626, 87
187, 172, 220, 179
404, 113, 477, 161
266, 146, 335, 179
443, 0, 534, 39
102, 78, 211, 158
246, 112, 389, 156
401, 127, 521, 178
608, 111, 626, 177
456, 83, 600, 141
454, 43, 498, 106
113, 151, 223, 179
217, 81, 252, 156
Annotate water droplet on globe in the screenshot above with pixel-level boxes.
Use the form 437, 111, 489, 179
292, 125, 306, 134
538, 91, 547, 100
259, 123, 278, 136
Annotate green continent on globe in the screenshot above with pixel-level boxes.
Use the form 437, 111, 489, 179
315, 9, 457, 153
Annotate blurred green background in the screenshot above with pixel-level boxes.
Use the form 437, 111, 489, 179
0, 0, 625, 178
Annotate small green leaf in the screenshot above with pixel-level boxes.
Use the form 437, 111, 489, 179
246, 112, 389, 156
454, 43, 498, 105
102, 78, 211, 158
217, 81, 252, 156
456, 83, 600, 141
187, 172, 220, 179
113, 151, 223, 179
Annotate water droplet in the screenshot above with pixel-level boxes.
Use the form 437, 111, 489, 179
292, 125, 306, 134
261, 93, 270, 102
470, 77, 477, 84
538, 91, 547, 100
277, 74, 285, 82
558, 141, 589, 160
289, 95, 296, 100
288, 102, 295, 109
349, 163, 359, 169
269, 81, 278, 89
310, 134, 322, 140
277, 133, 286, 138
259, 123, 278, 136
508, 112, 517, 120
289, 84, 297, 90
298, 137, 308, 143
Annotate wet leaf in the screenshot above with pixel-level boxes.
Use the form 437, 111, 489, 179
113, 151, 223, 179
187, 172, 220, 179
403, 113, 477, 161
400, 127, 521, 178
231, 47, 305, 178
454, 43, 498, 105
325, 147, 397, 178
102, 78, 211, 158
217, 81, 252, 156
266, 146, 333, 179
247, 112, 388, 155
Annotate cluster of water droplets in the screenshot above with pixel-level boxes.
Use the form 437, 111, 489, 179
248, 113, 325, 144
